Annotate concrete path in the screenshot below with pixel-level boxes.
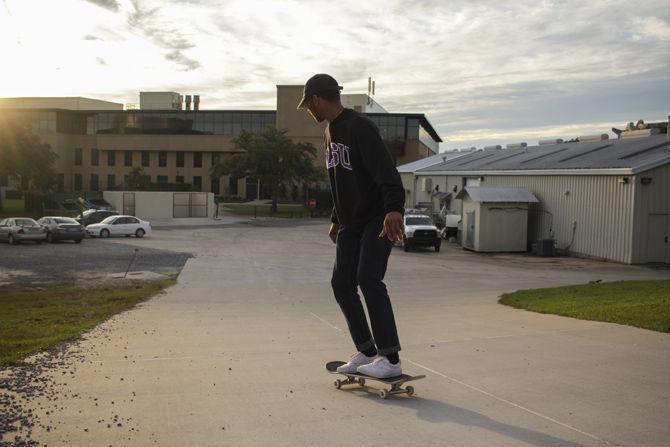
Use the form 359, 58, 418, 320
11, 222, 670, 446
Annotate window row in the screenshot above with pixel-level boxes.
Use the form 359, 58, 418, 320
72, 174, 206, 191
74, 149, 221, 168
86, 112, 276, 135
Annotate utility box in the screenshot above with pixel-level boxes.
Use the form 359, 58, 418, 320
455, 186, 539, 252
532, 238, 556, 256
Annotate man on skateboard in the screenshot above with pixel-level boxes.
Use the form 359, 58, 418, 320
298, 74, 405, 379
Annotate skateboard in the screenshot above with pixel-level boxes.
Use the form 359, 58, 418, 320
326, 361, 425, 399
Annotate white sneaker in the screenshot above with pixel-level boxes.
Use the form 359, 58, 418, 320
357, 356, 402, 378
337, 352, 377, 374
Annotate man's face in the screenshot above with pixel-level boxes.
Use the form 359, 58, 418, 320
305, 95, 325, 123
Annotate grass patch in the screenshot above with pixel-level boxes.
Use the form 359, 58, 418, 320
221, 202, 313, 218
0, 278, 177, 366
3, 198, 25, 212
499, 279, 670, 333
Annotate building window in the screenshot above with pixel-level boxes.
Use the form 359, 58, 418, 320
107, 174, 116, 190
107, 150, 116, 167
74, 148, 83, 166
123, 175, 129, 188
124, 151, 133, 167
211, 153, 221, 166
228, 176, 238, 195
74, 173, 82, 191
142, 151, 150, 167
90, 174, 99, 191
192, 176, 202, 191
91, 148, 99, 166
211, 178, 220, 194
176, 175, 184, 184
176, 151, 185, 168
159, 151, 167, 167
193, 151, 202, 168
157, 175, 168, 183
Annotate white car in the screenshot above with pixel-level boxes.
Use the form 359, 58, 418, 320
86, 215, 151, 238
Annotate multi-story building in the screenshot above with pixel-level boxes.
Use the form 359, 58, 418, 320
0, 85, 442, 199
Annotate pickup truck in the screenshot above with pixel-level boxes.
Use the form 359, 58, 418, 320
403, 214, 442, 252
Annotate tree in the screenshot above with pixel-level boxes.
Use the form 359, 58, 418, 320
0, 119, 58, 211
124, 167, 151, 190
210, 127, 324, 213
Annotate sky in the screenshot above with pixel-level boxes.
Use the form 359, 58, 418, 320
1, 0, 668, 150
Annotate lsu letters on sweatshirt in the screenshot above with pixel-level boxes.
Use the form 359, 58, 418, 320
324, 108, 405, 227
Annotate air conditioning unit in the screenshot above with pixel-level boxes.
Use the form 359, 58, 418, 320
421, 178, 433, 192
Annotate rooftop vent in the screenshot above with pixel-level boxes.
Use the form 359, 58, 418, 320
620, 128, 661, 139
506, 142, 527, 149
539, 138, 564, 145
577, 134, 609, 142
484, 145, 502, 150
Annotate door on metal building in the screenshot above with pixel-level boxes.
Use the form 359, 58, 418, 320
465, 211, 475, 249
123, 192, 136, 216
646, 214, 669, 263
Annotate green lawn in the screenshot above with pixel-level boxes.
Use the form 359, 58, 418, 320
221, 202, 313, 218
0, 278, 177, 366
499, 279, 670, 333
3, 198, 25, 211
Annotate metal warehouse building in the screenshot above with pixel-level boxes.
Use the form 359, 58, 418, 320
403, 133, 670, 264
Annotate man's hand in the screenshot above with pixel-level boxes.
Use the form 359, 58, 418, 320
329, 223, 340, 244
379, 211, 404, 242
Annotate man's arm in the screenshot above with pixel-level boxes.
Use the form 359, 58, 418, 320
356, 120, 405, 241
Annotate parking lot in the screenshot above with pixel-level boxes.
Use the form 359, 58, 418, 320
2, 220, 669, 447
0, 237, 191, 286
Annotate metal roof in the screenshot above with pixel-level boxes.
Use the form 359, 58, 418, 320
417, 135, 670, 175
455, 186, 539, 203
396, 151, 472, 173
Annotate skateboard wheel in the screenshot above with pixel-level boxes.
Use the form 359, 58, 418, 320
358, 378, 365, 386
379, 389, 388, 399
334, 380, 342, 389
406, 386, 414, 396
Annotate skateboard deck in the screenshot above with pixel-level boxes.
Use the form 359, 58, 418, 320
326, 360, 425, 399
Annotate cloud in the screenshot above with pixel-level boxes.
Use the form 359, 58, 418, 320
164, 50, 200, 71
127, 0, 200, 71
4, 0, 669, 150
83, 0, 120, 12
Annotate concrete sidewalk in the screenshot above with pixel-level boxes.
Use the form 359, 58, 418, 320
5, 223, 669, 446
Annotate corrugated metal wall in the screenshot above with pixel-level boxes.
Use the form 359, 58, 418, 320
632, 163, 670, 263
417, 173, 636, 262
480, 175, 635, 263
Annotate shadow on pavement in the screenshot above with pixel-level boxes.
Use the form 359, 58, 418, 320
340, 389, 602, 447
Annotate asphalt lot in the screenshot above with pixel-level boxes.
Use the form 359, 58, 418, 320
1, 220, 669, 447
0, 237, 191, 286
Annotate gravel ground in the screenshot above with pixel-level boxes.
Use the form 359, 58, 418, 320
0, 236, 192, 286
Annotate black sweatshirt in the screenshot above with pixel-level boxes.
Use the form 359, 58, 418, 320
324, 108, 405, 227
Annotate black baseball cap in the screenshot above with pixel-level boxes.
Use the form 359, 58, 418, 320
297, 74, 343, 109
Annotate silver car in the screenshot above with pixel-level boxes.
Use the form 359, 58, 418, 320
37, 216, 86, 243
0, 217, 47, 245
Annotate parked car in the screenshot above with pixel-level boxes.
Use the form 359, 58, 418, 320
402, 213, 442, 252
37, 216, 86, 243
0, 217, 47, 244
86, 215, 152, 238
77, 209, 119, 227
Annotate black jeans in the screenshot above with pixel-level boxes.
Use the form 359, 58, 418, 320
331, 214, 401, 356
